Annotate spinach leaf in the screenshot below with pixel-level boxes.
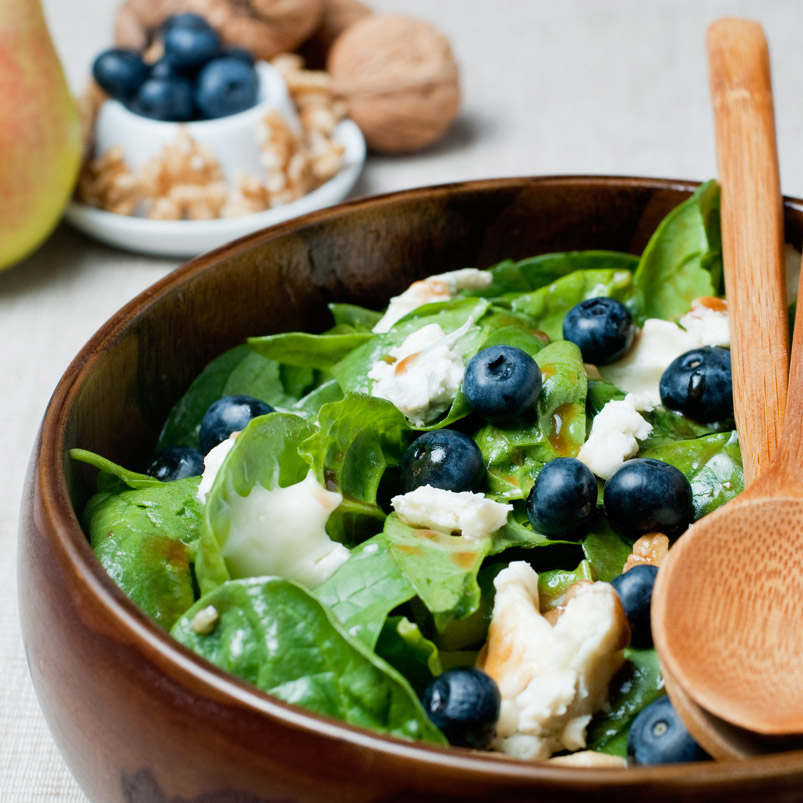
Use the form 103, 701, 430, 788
538, 560, 594, 609
157, 345, 317, 450
476, 340, 587, 500
586, 377, 626, 417
383, 513, 491, 632
375, 616, 442, 697
463, 252, 639, 298
641, 430, 743, 519
328, 302, 382, 331
582, 519, 633, 582
196, 413, 316, 594
171, 577, 446, 745
299, 394, 409, 544
315, 533, 415, 650
84, 475, 203, 629
639, 408, 718, 450
507, 268, 633, 341
70, 448, 161, 492
247, 332, 373, 370
586, 648, 665, 755
629, 180, 722, 323
291, 378, 345, 419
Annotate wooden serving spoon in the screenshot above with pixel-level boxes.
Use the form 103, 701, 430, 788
652, 18, 803, 743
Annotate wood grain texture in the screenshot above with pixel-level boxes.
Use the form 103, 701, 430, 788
18, 177, 803, 802
708, 18, 789, 485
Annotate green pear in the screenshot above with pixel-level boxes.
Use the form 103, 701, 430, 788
0, 0, 81, 271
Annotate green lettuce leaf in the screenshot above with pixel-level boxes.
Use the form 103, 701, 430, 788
375, 616, 442, 697
586, 648, 665, 755
629, 180, 722, 322
83, 475, 203, 629
247, 331, 373, 370
171, 577, 446, 745
315, 533, 415, 650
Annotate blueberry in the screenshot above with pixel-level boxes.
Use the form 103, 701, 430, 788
92, 48, 149, 101
627, 696, 709, 765
422, 667, 501, 749
603, 458, 694, 539
225, 47, 256, 66
130, 77, 195, 121
659, 346, 733, 423
199, 395, 273, 454
195, 57, 259, 119
148, 58, 181, 81
400, 430, 485, 493
610, 564, 659, 647
163, 13, 215, 33
562, 296, 635, 365
526, 457, 597, 539
146, 445, 205, 482
463, 346, 542, 422
164, 20, 221, 73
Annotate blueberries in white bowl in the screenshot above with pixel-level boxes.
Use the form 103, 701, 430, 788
92, 48, 149, 101
627, 695, 709, 765
659, 346, 733, 423
163, 15, 221, 73
400, 430, 485, 493
463, 345, 542, 422
603, 458, 694, 539
562, 296, 635, 365
131, 76, 196, 122
526, 457, 597, 540
196, 57, 259, 119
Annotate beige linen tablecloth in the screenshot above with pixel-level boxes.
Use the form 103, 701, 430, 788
4, 1, 803, 799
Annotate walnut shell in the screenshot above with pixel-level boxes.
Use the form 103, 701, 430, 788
301, 0, 372, 68
328, 14, 460, 154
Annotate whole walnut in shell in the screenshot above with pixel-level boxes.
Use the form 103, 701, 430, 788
116, 0, 324, 61
328, 14, 460, 154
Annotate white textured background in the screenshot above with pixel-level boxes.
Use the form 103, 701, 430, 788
3, 1, 802, 799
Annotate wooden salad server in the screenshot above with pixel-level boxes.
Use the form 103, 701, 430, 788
652, 17, 803, 754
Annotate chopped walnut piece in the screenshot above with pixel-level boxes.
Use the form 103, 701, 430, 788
623, 532, 670, 573
77, 146, 141, 216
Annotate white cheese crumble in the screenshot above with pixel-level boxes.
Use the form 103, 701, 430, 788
577, 393, 653, 479
369, 322, 467, 427
190, 605, 220, 635
372, 268, 492, 333
481, 562, 628, 761
678, 297, 730, 347
391, 485, 512, 541
599, 318, 700, 407
222, 470, 348, 589
197, 436, 237, 504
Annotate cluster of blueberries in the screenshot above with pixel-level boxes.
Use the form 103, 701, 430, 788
146, 295, 724, 763
92, 14, 259, 122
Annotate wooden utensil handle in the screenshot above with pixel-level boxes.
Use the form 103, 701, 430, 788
708, 18, 789, 486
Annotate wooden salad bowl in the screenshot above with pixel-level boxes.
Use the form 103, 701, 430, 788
18, 176, 803, 802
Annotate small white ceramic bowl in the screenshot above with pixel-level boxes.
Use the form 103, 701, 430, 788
66, 62, 366, 259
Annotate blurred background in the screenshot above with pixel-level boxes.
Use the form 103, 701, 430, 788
2, 0, 802, 799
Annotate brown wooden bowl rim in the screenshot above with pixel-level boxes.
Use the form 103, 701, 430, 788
31, 174, 803, 788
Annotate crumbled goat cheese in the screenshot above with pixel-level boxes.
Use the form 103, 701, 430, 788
577, 393, 653, 479
369, 322, 468, 427
391, 485, 512, 541
222, 470, 347, 589
197, 436, 237, 503
678, 297, 730, 347
190, 605, 220, 635
600, 318, 700, 407
480, 562, 629, 761
372, 268, 492, 333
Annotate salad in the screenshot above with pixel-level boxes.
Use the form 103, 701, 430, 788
73, 180, 745, 766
